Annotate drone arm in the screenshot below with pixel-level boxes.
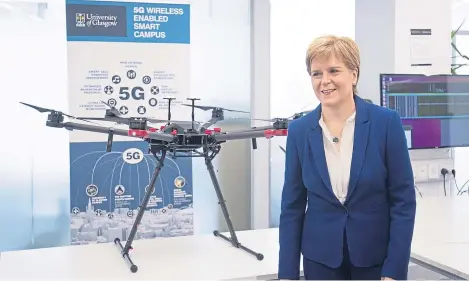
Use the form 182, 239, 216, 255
59, 122, 175, 142
213, 129, 287, 142
147, 132, 176, 142
60, 122, 129, 136
226, 125, 275, 134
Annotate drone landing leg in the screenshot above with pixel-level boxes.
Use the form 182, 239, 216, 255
114, 150, 167, 273
204, 155, 264, 261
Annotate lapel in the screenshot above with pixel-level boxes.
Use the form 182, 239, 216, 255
306, 95, 370, 202
307, 106, 334, 198
347, 96, 370, 201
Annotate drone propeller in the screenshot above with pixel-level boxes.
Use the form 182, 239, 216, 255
20, 102, 95, 123
79, 116, 191, 126
180, 103, 249, 113
226, 109, 312, 150
231, 110, 312, 123
180, 99, 251, 131
74, 100, 191, 126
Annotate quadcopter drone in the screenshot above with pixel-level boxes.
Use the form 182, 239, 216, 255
20, 97, 309, 273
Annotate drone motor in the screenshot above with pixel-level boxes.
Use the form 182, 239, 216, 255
128, 118, 147, 130
46, 112, 65, 127
211, 108, 224, 121
273, 118, 290, 130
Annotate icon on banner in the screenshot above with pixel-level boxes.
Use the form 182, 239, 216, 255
137, 106, 146, 115
174, 176, 186, 188
150, 86, 159, 95
127, 70, 136, 79
142, 75, 151, 84
112, 75, 121, 84
86, 184, 98, 197
107, 98, 117, 107
115, 185, 125, 196
148, 98, 157, 107
95, 209, 103, 216
119, 105, 129, 115
104, 85, 114, 95
76, 13, 85, 27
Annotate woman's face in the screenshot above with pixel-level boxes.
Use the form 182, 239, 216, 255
309, 55, 358, 108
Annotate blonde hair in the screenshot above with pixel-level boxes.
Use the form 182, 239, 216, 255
305, 35, 360, 94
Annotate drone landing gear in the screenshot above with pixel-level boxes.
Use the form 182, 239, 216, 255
203, 149, 264, 261
114, 150, 167, 273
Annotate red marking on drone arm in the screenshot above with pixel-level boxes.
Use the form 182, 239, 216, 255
148, 127, 158, 132
128, 129, 149, 138
264, 129, 288, 138
205, 130, 213, 135
213, 128, 221, 133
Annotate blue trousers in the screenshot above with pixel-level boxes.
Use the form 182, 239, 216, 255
303, 230, 383, 280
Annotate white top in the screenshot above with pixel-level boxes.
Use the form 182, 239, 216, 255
0, 197, 468, 280
318, 112, 356, 203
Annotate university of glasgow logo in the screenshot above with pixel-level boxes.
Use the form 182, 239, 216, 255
76, 13, 85, 27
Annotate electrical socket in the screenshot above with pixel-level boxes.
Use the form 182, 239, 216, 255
428, 163, 440, 180
416, 163, 428, 181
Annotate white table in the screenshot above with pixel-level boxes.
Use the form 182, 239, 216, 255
0, 197, 468, 280
0, 228, 281, 280
410, 196, 469, 279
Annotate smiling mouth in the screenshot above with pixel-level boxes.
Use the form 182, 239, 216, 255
321, 89, 336, 95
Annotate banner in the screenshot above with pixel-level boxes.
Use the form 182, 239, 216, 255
65, 0, 193, 245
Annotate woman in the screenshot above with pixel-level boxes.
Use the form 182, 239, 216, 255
277, 35, 416, 280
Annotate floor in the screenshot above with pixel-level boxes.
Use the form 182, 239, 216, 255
408, 262, 453, 280
290, 263, 454, 280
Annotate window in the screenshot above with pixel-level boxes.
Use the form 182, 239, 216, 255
269, 0, 355, 227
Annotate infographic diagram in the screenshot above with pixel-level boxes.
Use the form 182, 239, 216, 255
69, 141, 193, 245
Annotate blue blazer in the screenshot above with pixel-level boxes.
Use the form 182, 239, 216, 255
278, 95, 416, 280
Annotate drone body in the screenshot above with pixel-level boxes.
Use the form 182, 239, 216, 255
20, 97, 302, 274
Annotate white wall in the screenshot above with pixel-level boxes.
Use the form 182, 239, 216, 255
188, 0, 253, 235
0, 0, 253, 252
355, 0, 454, 198
0, 1, 70, 251
268, 0, 356, 227
450, 1, 469, 194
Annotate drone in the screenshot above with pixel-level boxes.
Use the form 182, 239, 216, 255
19, 98, 309, 273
